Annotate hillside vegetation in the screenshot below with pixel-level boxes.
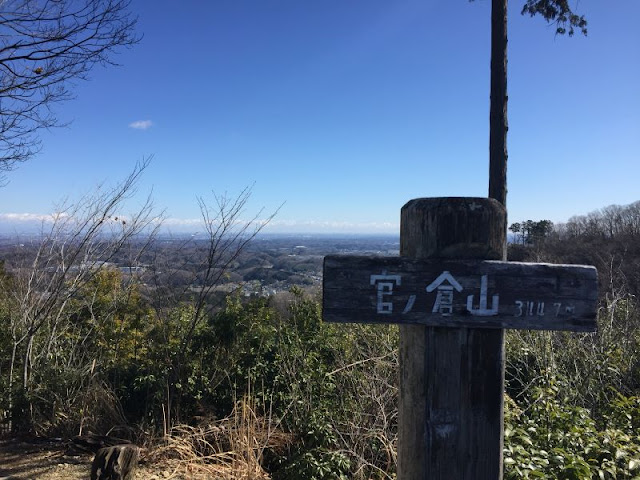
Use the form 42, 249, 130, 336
0, 201, 639, 479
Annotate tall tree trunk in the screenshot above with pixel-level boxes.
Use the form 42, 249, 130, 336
489, 0, 508, 208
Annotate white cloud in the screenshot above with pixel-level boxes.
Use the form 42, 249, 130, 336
0, 213, 54, 222
161, 217, 202, 227
128, 120, 153, 130
150, 217, 399, 234
264, 219, 399, 234
0, 212, 58, 234
0, 213, 398, 235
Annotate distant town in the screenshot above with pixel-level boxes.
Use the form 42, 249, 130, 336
0, 233, 400, 298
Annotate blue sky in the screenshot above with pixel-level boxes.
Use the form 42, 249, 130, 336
0, 0, 638, 234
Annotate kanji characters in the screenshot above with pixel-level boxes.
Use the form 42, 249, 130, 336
426, 271, 463, 316
370, 271, 401, 314
370, 270, 501, 317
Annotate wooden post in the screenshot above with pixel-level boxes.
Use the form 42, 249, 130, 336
323, 197, 596, 476
398, 197, 506, 479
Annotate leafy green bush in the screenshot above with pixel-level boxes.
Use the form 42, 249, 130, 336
273, 410, 351, 480
174, 289, 397, 479
504, 377, 640, 479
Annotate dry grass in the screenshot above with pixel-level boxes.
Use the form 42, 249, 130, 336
143, 396, 291, 479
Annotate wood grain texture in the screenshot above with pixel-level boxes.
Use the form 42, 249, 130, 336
397, 197, 506, 480
323, 256, 598, 332
323, 197, 598, 479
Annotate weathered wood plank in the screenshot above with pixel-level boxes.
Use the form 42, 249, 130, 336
323, 256, 598, 331
397, 196, 507, 480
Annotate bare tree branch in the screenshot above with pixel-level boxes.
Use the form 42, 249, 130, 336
0, 0, 139, 175
6, 157, 161, 410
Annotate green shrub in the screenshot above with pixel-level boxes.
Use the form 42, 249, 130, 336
504, 377, 640, 479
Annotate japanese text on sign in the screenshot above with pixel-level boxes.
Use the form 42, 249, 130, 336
370, 270, 573, 318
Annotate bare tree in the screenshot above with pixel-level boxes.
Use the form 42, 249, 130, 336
146, 187, 279, 428
0, 0, 138, 174
182, 188, 280, 354
5, 158, 161, 430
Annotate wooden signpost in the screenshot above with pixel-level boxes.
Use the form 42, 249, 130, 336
324, 257, 597, 332
322, 197, 598, 479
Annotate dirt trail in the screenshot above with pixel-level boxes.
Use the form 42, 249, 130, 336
0, 439, 89, 480
0, 439, 170, 480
